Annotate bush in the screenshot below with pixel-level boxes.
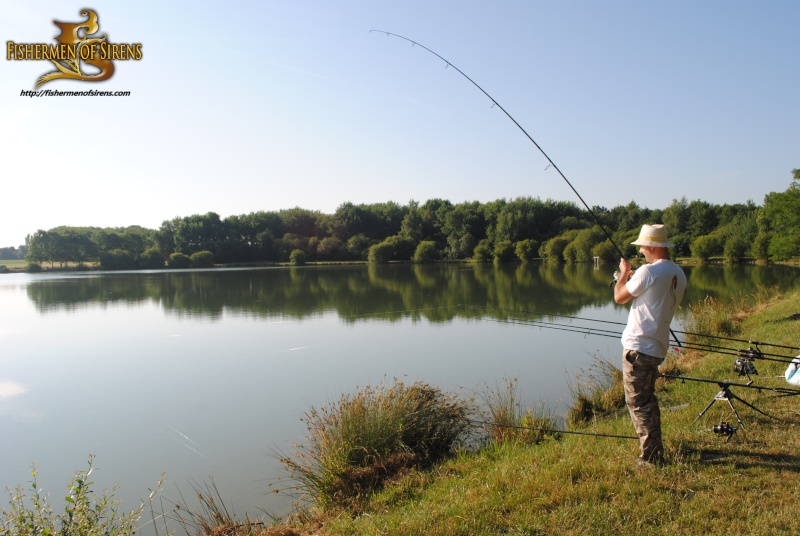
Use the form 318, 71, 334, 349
25, 263, 42, 273
99, 249, 135, 270
515, 239, 539, 263
539, 236, 570, 262
691, 234, 723, 263
136, 247, 164, 269
289, 249, 306, 265
190, 250, 214, 268
0, 455, 162, 536
723, 235, 750, 264
277, 380, 474, 509
367, 241, 394, 264
168, 252, 192, 268
479, 377, 559, 446
412, 240, 438, 263
473, 240, 492, 262
384, 235, 416, 261
493, 240, 515, 263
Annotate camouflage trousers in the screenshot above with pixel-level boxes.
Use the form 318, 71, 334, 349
622, 349, 665, 462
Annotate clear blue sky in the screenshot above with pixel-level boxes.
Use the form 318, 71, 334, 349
1, 1, 798, 248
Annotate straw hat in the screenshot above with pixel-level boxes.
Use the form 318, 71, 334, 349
631, 224, 674, 248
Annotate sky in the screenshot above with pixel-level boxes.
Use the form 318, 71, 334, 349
1, 1, 798, 248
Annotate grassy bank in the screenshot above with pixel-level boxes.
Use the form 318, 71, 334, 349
281, 288, 800, 536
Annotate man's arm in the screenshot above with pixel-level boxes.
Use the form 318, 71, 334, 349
614, 257, 634, 304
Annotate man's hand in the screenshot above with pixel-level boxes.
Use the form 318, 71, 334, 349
614, 258, 634, 304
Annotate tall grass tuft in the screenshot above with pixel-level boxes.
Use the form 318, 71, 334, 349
565, 355, 626, 427
276, 380, 474, 511
477, 377, 560, 445
682, 288, 781, 350
1, 455, 164, 536
169, 479, 278, 536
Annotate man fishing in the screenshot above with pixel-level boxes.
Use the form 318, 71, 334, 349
614, 224, 686, 468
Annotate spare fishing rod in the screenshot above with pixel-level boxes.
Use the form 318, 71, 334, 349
461, 304, 798, 362
467, 418, 638, 440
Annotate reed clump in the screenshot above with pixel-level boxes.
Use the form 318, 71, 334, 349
276, 380, 474, 511
478, 377, 560, 445
566, 356, 626, 426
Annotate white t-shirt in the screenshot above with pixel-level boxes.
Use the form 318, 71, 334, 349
621, 259, 687, 359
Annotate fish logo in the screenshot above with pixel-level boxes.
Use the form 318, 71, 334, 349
37, 9, 113, 87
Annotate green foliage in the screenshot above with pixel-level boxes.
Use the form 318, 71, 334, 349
761, 176, 800, 260
539, 235, 570, 262
99, 249, 136, 270
316, 236, 343, 260
289, 249, 307, 266
276, 380, 474, 510
345, 234, 375, 261
383, 235, 416, 261
168, 252, 192, 268
565, 356, 626, 427
368, 241, 395, 264
136, 247, 164, 269
1, 455, 162, 536
15, 170, 799, 267
514, 239, 539, 263
479, 377, 559, 446
473, 240, 492, 262
690, 233, 723, 262
190, 250, 214, 268
412, 241, 438, 263
493, 240, 515, 263
752, 231, 772, 263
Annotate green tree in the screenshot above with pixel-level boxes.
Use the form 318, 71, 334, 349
690, 234, 723, 263
368, 241, 394, 264
168, 252, 192, 268
99, 249, 136, 270
412, 241, 438, 263
473, 240, 492, 262
493, 240, 515, 263
439, 201, 486, 259
515, 239, 539, 263
289, 249, 307, 265
137, 247, 164, 269
539, 236, 571, 262
761, 170, 800, 261
190, 250, 214, 268
174, 212, 226, 255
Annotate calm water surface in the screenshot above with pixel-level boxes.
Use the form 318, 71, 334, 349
1, 263, 798, 531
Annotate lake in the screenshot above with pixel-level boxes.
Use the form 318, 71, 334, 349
1, 262, 798, 531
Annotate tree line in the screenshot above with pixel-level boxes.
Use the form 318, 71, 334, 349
14, 169, 800, 269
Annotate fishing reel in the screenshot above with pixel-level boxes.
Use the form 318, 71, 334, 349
609, 270, 634, 287
712, 421, 738, 438
733, 345, 762, 379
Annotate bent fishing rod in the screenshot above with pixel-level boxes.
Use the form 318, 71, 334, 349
371, 31, 621, 256
371, 31, 681, 345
